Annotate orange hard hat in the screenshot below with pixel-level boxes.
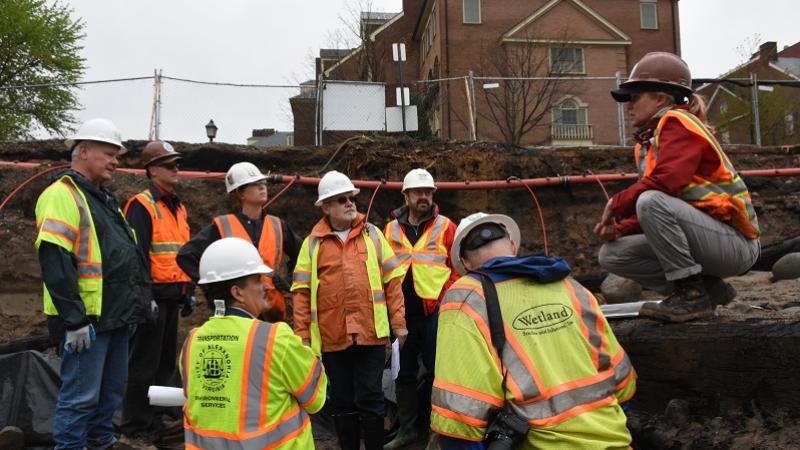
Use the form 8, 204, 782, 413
141, 141, 182, 167
611, 52, 693, 102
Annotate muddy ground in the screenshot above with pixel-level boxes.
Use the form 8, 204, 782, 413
1, 137, 799, 448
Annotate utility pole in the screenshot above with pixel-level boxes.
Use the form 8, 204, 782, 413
148, 69, 162, 140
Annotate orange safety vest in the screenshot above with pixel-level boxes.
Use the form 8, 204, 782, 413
384, 214, 453, 301
125, 189, 191, 283
214, 214, 286, 321
635, 109, 760, 239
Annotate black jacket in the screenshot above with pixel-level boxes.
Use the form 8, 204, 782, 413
38, 169, 151, 337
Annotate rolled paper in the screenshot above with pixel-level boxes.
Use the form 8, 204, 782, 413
148, 385, 186, 407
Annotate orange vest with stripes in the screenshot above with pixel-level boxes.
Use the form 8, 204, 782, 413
125, 189, 191, 284
214, 214, 286, 321
634, 109, 760, 239
384, 214, 453, 301
431, 274, 636, 446
181, 315, 326, 449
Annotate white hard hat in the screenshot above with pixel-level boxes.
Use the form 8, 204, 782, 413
198, 237, 273, 285
225, 162, 268, 193
65, 118, 126, 154
451, 212, 521, 275
315, 170, 360, 206
402, 168, 436, 193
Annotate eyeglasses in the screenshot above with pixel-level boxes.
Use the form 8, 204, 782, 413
333, 195, 356, 205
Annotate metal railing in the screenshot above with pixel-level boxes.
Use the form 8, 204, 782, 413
551, 124, 593, 141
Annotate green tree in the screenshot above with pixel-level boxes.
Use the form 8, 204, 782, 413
0, 0, 85, 140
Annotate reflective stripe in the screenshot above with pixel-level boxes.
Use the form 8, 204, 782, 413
567, 279, 611, 372
185, 406, 309, 450
151, 242, 182, 254
60, 179, 97, 276
382, 255, 401, 273
426, 216, 447, 251
511, 373, 617, 421
41, 219, 78, 244
218, 215, 234, 237
267, 216, 283, 267
294, 359, 323, 406
366, 224, 383, 264
614, 353, 634, 386
309, 311, 318, 321
243, 322, 273, 432
431, 386, 497, 423
411, 253, 449, 264
140, 190, 162, 219
293, 272, 311, 283
372, 291, 386, 303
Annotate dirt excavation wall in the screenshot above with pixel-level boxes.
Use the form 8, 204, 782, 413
2, 137, 800, 448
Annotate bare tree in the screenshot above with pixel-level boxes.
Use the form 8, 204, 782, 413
478, 37, 575, 145
322, 0, 390, 81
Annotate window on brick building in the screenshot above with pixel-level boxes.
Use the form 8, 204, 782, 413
463, 0, 481, 24
786, 113, 796, 136
423, 5, 437, 55
552, 98, 592, 141
721, 130, 731, 144
640, 1, 658, 29
550, 47, 585, 74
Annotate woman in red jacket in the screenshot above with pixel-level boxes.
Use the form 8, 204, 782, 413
595, 52, 761, 323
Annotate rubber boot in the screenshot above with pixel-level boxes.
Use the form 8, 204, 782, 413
384, 383, 419, 449
639, 274, 714, 322
0, 427, 24, 450
332, 412, 361, 450
361, 413, 385, 450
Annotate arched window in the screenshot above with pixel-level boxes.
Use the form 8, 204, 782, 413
553, 99, 587, 125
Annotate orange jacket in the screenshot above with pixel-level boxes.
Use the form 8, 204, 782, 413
292, 213, 406, 352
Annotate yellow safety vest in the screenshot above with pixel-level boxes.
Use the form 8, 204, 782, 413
635, 108, 760, 239
384, 215, 453, 301
431, 275, 636, 447
125, 189, 191, 283
291, 223, 405, 356
35, 175, 106, 316
180, 315, 327, 450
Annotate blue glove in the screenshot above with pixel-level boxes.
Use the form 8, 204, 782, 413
181, 296, 197, 318
64, 324, 96, 353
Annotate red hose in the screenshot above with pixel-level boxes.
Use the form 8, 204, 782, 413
507, 177, 549, 256
263, 175, 298, 210
585, 170, 611, 201
364, 179, 385, 227
0, 164, 69, 212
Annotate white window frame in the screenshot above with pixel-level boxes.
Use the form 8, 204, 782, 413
463, 0, 481, 24
549, 47, 585, 75
721, 130, 731, 144
786, 113, 795, 136
552, 98, 589, 126
640, 1, 658, 30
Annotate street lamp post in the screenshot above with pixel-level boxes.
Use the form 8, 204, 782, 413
205, 119, 218, 143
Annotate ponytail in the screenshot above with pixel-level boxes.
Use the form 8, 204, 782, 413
688, 93, 709, 124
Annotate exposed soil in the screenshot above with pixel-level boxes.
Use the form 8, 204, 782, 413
2, 137, 800, 448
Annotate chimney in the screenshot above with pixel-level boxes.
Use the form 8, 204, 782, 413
759, 41, 778, 62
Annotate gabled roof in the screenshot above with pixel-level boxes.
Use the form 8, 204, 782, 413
503, 0, 631, 46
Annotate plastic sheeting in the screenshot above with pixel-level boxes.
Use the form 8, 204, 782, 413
0, 350, 60, 445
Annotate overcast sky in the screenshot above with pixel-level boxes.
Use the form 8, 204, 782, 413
61, 0, 797, 144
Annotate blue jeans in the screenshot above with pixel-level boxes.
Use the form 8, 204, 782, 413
54, 326, 129, 450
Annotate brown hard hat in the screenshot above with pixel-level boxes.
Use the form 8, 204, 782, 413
611, 52, 693, 102
141, 141, 182, 167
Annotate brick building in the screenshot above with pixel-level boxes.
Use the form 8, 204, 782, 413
293, 0, 681, 145
696, 41, 800, 146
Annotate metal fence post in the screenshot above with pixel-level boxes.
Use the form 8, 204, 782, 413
750, 72, 761, 146
615, 71, 626, 146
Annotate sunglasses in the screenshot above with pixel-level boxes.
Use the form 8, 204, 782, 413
332, 195, 356, 205
156, 161, 180, 170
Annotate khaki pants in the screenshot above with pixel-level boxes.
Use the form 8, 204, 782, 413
599, 190, 760, 294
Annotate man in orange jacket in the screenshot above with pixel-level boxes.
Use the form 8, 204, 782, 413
122, 141, 192, 440
291, 171, 407, 450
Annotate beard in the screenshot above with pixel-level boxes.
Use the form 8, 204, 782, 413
342, 210, 357, 221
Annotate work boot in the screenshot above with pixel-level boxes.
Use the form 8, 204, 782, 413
0, 427, 24, 450
703, 275, 737, 307
384, 383, 419, 449
333, 412, 361, 450
639, 275, 714, 323
361, 413, 385, 450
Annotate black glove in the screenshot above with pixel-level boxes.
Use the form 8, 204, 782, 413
181, 295, 197, 318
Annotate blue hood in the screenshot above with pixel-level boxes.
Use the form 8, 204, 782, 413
467, 254, 571, 284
